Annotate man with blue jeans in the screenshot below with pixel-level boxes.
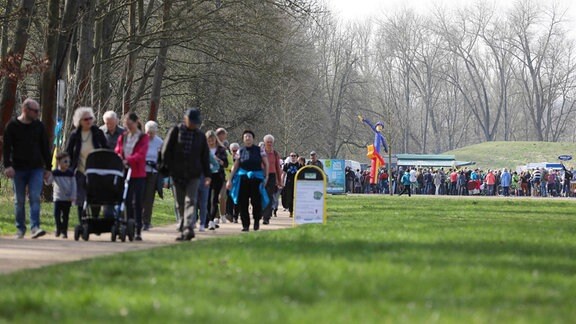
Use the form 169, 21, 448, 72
3, 99, 52, 239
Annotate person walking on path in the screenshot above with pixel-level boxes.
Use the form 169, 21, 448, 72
142, 120, 163, 231
115, 113, 149, 241
262, 134, 282, 225
226, 143, 240, 223
100, 111, 125, 150
3, 98, 52, 239
281, 152, 301, 217
99, 110, 125, 218
227, 130, 269, 232
66, 107, 108, 220
161, 108, 211, 240
216, 127, 232, 223
306, 151, 324, 171
47, 152, 76, 239
206, 130, 228, 230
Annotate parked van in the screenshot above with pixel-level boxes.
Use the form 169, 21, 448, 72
345, 160, 362, 172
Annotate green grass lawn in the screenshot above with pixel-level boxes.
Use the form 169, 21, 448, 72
2, 195, 576, 323
0, 189, 177, 235
444, 141, 576, 170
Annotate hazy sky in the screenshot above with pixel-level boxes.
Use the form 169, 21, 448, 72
327, 0, 576, 23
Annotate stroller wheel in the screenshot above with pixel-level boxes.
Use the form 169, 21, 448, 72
74, 225, 81, 241
111, 224, 117, 242
82, 224, 90, 241
120, 225, 127, 242
127, 219, 135, 242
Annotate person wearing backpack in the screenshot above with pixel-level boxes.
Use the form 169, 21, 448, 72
160, 108, 211, 240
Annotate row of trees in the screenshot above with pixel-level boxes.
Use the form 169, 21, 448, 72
0, 0, 575, 161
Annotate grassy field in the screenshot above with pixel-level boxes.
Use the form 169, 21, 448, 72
0, 187, 177, 235
444, 141, 576, 170
1, 195, 576, 323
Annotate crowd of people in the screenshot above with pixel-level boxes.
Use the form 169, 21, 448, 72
346, 165, 575, 198
7, 98, 571, 241
2, 98, 324, 241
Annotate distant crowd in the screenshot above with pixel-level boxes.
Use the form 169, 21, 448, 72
345, 166, 575, 198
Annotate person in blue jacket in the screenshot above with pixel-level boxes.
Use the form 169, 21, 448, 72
500, 168, 512, 196
398, 167, 412, 197
227, 130, 270, 232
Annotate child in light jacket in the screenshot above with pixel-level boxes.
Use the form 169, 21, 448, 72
49, 152, 77, 238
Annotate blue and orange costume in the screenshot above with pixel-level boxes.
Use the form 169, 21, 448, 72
359, 116, 388, 185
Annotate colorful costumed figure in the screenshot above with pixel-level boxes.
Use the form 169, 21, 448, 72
358, 115, 388, 185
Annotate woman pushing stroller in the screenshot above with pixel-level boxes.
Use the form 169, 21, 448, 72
115, 112, 149, 241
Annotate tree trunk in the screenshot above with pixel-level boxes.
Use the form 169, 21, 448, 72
55, 0, 79, 78
0, 0, 14, 58
0, 0, 35, 161
73, 0, 95, 109
92, 0, 103, 116
40, 0, 60, 154
122, 0, 137, 114
148, 0, 172, 121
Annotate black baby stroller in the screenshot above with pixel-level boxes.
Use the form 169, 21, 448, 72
74, 149, 135, 242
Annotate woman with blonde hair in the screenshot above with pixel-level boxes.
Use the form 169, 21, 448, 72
66, 107, 108, 220
206, 130, 228, 230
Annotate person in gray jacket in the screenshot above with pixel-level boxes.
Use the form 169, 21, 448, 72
49, 152, 77, 238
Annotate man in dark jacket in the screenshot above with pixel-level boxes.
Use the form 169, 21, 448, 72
161, 108, 211, 240
3, 99, 51, 239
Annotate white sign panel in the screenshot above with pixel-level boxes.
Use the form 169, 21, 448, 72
294, 180, 325, 224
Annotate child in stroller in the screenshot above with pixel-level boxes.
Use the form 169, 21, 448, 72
74, 149, 135, 242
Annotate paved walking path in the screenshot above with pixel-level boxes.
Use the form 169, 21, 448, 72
0, 212, 294, 274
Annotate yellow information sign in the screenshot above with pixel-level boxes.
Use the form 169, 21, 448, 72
293, 165, 327, 225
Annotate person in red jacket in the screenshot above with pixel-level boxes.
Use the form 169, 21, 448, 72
115, 112, 149, 241
485, 170, 496, 196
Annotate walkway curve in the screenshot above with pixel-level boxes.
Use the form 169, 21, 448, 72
0, 212, 293, 274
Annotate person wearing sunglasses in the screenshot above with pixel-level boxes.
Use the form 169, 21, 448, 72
47, 152, 76, 238
66, 107, 108, 221
3, 98, 52, 239
281, 152, 301, 217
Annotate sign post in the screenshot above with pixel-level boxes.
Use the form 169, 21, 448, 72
321, 159, 346, 194
293, 165, 327, 225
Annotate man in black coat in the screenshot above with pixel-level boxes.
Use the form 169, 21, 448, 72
161, 108, 211, 240
3, 99, 51, 239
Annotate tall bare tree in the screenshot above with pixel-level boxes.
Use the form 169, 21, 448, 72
72, 0, 95, 109
148, 0, 172, 121
40, 0, 60, 151
508, 0, 572, 141
0, 0, 14, 58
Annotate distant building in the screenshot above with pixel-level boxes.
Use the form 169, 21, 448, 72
396, 154, 475, 168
